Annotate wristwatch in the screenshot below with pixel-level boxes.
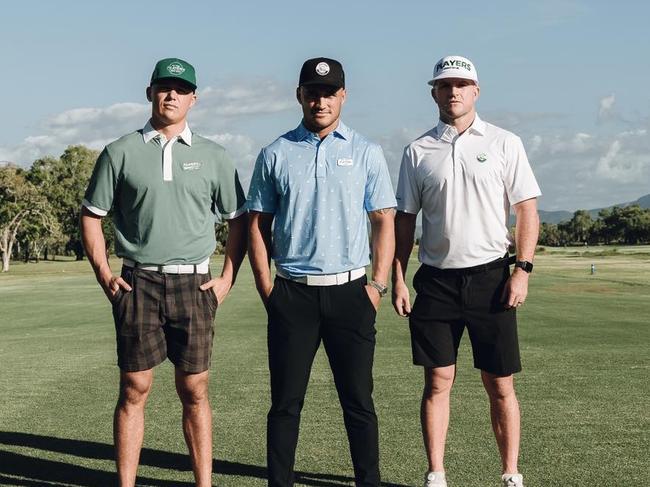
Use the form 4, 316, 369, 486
514, 260, 534, 273
368, 280, 388, 297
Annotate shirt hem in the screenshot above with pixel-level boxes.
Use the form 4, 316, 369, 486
82, 199, 109, 217
222, 205, 247, 220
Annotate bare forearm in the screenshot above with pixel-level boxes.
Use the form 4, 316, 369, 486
514, 199, 539, 261
369, 209, 395, 284
392, 211, 417, 285
80, 208, 111, 287
220, 213, 248, 285
248, 212, 274, 293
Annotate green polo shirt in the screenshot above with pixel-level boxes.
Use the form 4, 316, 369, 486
83, 124, 246, 265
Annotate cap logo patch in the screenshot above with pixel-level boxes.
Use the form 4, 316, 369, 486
315, 62, 330, 76
167, 62, 186, 75
477, 153, 487, 162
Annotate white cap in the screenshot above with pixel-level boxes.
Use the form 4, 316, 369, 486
428, 55, 478, 86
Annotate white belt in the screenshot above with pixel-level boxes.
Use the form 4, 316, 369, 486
122, 257, 210, 275
276, 267, 366, 286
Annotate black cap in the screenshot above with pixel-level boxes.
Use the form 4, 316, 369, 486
299, 57, 345, 89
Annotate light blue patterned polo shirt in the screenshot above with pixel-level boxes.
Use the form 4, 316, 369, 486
247, 122, 396, 277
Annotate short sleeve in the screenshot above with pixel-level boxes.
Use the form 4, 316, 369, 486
395, 146, 421, 214
503, 135, 542, 205
83, 147, 117, 216
213, 150, 247, 220
246, 149, 278, 214
363, 144, 397, 211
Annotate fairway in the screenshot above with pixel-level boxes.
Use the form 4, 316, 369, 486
0, 248, 648, 486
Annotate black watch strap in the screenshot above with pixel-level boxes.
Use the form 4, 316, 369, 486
514, 260, 534, 273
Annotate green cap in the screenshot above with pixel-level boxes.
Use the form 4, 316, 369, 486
150, 58, 197, 90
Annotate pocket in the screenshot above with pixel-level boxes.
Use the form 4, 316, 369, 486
207, 287, 219, 311
412, 266, 423, 294
198, 272, 219, 313
110, 288, 124, 305
361, 283, 378, 314
111, 267, 135, 305
266, 278, 281, 309
112, 288, 135, 336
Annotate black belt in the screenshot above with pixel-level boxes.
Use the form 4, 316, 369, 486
422, 254, 516, 276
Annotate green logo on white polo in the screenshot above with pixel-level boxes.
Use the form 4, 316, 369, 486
477, 153, 487, 162
167, 62, 186, 75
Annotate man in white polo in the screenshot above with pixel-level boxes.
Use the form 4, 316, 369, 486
392, 55, 540, 487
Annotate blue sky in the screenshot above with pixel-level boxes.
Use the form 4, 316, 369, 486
2, 0, 649, 211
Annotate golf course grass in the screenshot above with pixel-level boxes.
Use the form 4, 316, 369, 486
0, 246, 648, 486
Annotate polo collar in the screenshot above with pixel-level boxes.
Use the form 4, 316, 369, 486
434, 114, 486, 140
142, 120, 193, 146
296, 120, 349, 142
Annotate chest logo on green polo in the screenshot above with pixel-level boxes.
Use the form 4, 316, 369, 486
167, 62, 186, 75
182, 161, 202, 171
476, 153, 488, 163
337, 158, 353, 166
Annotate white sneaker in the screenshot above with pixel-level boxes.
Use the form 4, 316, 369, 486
502, 473, 524, 487
424, 471, 447, 487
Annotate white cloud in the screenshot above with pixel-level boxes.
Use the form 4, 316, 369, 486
524, 125, 650, 210
203, 133, 258, 186
0, 80, 293, 168
598, 94, 616, 121
194, 82, 294, 119
596, 139, 648, 183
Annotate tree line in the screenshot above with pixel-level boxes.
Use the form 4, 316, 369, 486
1, 145, 230, 272
2, 145, 649, 272
538, 206, 650, 247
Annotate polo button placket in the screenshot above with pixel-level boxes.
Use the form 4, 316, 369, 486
161, 136, 178, 182
315, 140, 327, 179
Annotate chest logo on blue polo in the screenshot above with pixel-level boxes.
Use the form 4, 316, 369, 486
182, 161, 202, 171
337, 158, 353, 166
476, 153, 488, 163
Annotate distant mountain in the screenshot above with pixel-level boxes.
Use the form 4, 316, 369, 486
536, 193, 650, 224
537, 209, 573, 224
636, 194, 650, 208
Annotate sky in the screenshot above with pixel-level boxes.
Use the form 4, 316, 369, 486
2, 0, 649, 211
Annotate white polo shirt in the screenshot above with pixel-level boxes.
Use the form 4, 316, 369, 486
396, 115, 541, 269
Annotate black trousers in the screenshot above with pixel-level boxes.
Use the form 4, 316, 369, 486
266, 276, 380, 487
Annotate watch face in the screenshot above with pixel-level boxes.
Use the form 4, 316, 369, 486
370, 281, 388, 296
516, 261, 533, 272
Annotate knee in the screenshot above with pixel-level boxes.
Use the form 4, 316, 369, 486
118, 377, 152, 408
423, 367, 455, 399
176, 380, 209, 407
482, 373, 516, 402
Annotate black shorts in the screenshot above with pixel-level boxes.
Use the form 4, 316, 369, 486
409, 259, 521, 376
111, 266, 218, 373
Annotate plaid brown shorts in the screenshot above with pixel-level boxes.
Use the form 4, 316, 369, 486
110, 266, 218, 373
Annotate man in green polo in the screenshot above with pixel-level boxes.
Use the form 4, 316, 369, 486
81, 57, 247, 487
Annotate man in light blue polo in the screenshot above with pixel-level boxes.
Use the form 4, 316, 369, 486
248, 57, 396, 487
